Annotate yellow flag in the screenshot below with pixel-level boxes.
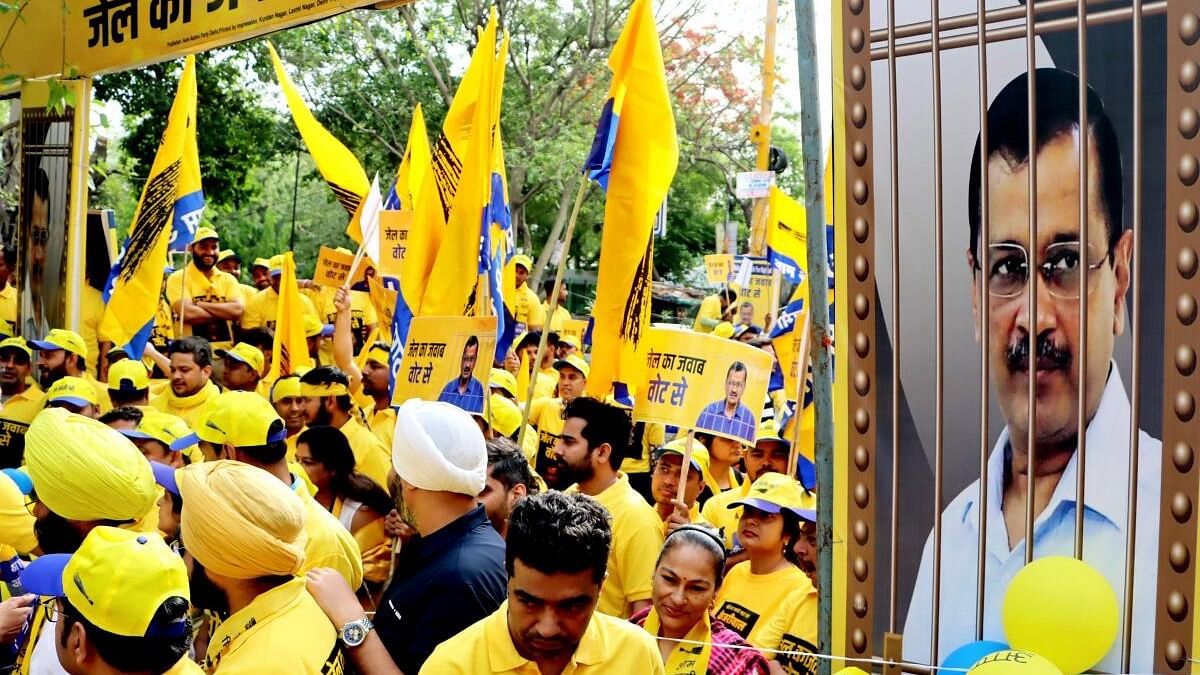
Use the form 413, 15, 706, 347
585, 0, 679, 398
101, 55, 198, 351
392, 103, 431, 212
267, 42, 370, 242
265, 252, 315, 381
766, 186, 808, 283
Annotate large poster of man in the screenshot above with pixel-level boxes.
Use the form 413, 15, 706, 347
865, 3, 1167, 671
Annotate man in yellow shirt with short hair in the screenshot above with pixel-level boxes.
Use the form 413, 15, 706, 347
241, 255, 320, 331
420, 491, 663, 673
509, 255, 544, 332
540, 278, 571, 332
527, 353, 588, 489
299, 366, 391, 487
556, 397, 664, 617
0, 337, 44, 467
165, 227, 244, 350
30, 328, 111, 414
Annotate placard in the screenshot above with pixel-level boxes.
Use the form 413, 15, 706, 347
735, 170, 775, 199
313, 246, 368, 289
634, 327, 772, 444
377, 210, 412, 276
704, 254, 733, 285
732, 256, 776, 327
390, 316, 497, 415
559, 318, 589, 346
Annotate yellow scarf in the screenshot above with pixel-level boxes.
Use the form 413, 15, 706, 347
164, 380, 219, 410
643, 607, 714, 675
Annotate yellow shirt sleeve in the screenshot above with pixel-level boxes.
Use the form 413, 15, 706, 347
693, 295, 723, 332
241, 290, 266, 329
165, 270, 184, 307
612, 507, 664, 606
750, 588, 819, 664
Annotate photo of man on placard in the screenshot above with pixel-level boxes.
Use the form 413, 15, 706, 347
695, 360, 757, 444
438, 334, 486, 414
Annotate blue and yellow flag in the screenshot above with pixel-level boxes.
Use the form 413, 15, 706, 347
265, 252, 314, 382
101, 54, 200, 356
582, 0, 678, 398
267, 42, 370, 242
384, 103, 431, 212
766, 186, 807, 284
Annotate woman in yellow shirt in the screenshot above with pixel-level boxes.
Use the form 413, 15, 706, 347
712, 473, 815, 648
294, 425, 394, 594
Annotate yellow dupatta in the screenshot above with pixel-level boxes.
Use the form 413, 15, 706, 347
643, 606, 714, 675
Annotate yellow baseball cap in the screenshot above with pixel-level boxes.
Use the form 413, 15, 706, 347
251, 257, 271, 271
270, 375, 303, 403
553, 352, 589, 379
486, 393, 522, 438
216, 249, 239, 264
193, 226, 218, 243
121, 410, 198, 453
268, 254, 286, 275
19, 526, 189, 638
303, 314, 332, 338
46, 376, 99, 408
108, 358, 150, 392
489, 368, 517, 399
0, 336, 32, 361
712, 322, 735, 339
216, 342, 265, 377
729, 471, 814, 521
658, 436, 711, 475
559, 334, 580, 350
754, 419, 791, 450
511, 254, 533, 271
200, 391, 286, 447
30, 328, 87, 358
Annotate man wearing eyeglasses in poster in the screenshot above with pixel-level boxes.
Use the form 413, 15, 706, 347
903, 69, 1160, 672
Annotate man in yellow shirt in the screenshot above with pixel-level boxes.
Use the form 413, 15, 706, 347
150, 336, 221, 429
527, 353, 587, 489
650, 439, 709, 535
692, 288, 739, 333
215, 342, 264, 393
270, 374, 307, 461
217, 248, 258, 300
241, 255, 319, 331
176, 461, 349, 674
419, 491, 664, 673
0, 337, 44, 467
249, 257, 272, 291
19, 526, 203, 674
556, 397, 664, 617
107, 357, 151, 408
165, 227, 244, 350
360, 342, 395, 447
509, 255, 544, 333
45, 376, 101, 419
196, 391, 363, 589
30, 328, 111, 413
540, 278, 571, 332
299, 366, 391, 487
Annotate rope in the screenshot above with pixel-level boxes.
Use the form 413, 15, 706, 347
650, 634, 972, 673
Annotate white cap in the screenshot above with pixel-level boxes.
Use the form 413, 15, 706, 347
392, 399, 487, 496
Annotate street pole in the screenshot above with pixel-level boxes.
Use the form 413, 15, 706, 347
749, 0, 779, 257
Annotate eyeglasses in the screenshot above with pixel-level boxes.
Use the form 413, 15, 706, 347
47, 597, 69, 623
976, 241, 1111, 300
24, 490, 38, 516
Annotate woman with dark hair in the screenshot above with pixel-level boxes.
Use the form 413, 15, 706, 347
295, 425, 394, 589
632, 524, 770, 674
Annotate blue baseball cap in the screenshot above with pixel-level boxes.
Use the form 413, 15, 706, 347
150, 461, 180, 497
2, 468, 32, 495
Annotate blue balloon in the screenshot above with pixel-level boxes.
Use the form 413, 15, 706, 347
941, 640, 1010, 670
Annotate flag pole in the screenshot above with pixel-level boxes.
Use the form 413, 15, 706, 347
517, 178, 590, 448
786, 308, 813, 475
178, 249, 190, 337
674, 429, 696, 524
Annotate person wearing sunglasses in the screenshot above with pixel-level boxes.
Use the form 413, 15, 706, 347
904, 68, 1161, 673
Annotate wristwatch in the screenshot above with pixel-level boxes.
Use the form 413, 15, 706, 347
339, 617, 374, 648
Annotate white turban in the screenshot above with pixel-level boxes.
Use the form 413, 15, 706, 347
392, 400, 486, 496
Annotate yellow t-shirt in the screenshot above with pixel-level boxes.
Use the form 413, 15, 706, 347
420, 601, 664, 674
692, 294, 725, 332
0, 384, 45, 464
241, 287, 318, 331
0, 285, 16, 336
574, 473, 664, 617
291, 480, 364, 590
528, 397, 563, 480
78, 285, 106, 377
149, 380, 221, 431
0, 468, 37, 554
513, 284, 544, 331
752, 583, 819, 675
333, 498, 392, 585
701, 479, 750, 550
338, 416, 391, 488
367, 406, 395, 449
205, 577, 347, 674
165, 265, 244, 349
541, 302, 571, 332
713, 562, 814, 647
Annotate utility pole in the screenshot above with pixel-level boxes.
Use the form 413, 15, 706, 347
748, 0, 779, 257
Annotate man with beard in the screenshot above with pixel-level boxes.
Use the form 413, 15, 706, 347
0, 338, 45, 468
903, 70, 1161, 673
31, 329, 110, 415
540, 278, 571, 332
554, 396, 662, 617
299, 366, 390, 487
175, 460, 348, 673
270, 375, 308, 461
240, 255, 318, 332
303, 399, 507, 674
165, 227, 244, 351
150, 337, 220, 430
527, 353, 588, 489
14, 408, 158, 674
437, 336, 486, 414
418, 491, 663, 674
249, 257, 272, 291
477, 437, 537, 538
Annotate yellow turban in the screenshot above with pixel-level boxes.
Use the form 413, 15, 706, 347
177, 461, 307, 579
25, 408, 156, 523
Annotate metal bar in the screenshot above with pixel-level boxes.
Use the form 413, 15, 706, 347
1024, 0, 1038, 567
887, 0, 902, 636
929, 0, 945, 663
974, 0, 990, 641
869, 2, 1167, 61
1074, 0, 1088, 562
1120, 0, 1141, 668
868, 0, 1117, 44
793, 1, 833, 672
749, 0, 780, 257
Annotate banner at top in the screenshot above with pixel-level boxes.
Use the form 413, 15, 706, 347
0, 0, 407, 82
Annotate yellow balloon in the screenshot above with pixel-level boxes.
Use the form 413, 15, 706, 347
967, 650, 1062, 675
1001, 556, 1118, 674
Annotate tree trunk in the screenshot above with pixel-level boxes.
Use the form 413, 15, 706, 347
530, 173, 581, 289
